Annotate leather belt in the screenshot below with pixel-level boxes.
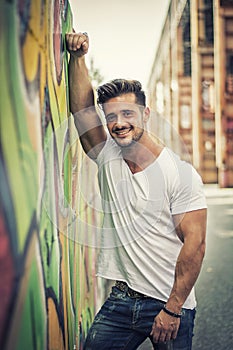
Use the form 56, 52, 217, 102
115, 281, 149, 298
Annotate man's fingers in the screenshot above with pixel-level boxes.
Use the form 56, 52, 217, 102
171, 327, 179, 340
72, 34, 81, 50
164, 330, 173, 342
150, 324, 160, 343
150, 329, 172, 344
65, 33, 77, 51
75, 32, 88, 49
150, 331, 160, 344
159, 331, 172, 343
65, 32, 89, 54
82, 41, 88, 54
150, 311, 180, 344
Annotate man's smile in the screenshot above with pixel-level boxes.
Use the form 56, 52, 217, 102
113, 127, 132, 137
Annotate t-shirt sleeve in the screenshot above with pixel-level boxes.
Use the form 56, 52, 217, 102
170, 162, 207, 215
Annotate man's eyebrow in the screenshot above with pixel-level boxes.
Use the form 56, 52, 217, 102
121, 109, 134, 112
106, 112, 116, 118
105, 109, 136, 118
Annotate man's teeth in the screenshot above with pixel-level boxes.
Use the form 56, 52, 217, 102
116, 129, 130, 135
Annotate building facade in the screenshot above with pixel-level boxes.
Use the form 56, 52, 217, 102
148, 0, 233, 187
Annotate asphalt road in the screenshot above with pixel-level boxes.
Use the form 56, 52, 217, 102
192, 186, 233, 350
139, 185, 233, 350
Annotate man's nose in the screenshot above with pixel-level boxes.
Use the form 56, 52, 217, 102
115, 114, 126, 125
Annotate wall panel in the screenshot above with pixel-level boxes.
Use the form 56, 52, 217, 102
0, 1, 102, 349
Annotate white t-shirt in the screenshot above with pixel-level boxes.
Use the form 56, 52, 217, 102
95, 135, 207, 309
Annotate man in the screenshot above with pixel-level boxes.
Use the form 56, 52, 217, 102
65, 31, 207, 350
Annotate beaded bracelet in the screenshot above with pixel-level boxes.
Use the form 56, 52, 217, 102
163, 305, 182, 318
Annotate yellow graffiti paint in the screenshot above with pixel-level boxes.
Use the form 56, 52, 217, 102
22, 0, 41, 83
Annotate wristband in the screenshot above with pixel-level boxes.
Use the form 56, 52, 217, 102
163, 305, 182, 318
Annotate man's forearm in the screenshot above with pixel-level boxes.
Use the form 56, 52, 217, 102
68, 55, 94, 113
166, 239, 206, 313
66, 32, 106, 157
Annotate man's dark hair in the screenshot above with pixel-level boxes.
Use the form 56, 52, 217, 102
97, 79, 146, 107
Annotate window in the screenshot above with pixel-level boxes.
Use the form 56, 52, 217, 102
204, 0, 214, 44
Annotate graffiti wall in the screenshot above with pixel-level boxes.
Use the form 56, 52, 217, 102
0, 1, 103, 349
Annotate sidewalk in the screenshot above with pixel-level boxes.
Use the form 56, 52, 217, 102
204, 184, 233, 198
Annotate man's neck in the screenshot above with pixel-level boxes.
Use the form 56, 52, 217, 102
121, 133, 164, 174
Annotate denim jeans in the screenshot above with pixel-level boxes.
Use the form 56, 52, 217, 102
84, 286, 196, 350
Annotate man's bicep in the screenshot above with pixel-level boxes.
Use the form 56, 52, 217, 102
173, 208, 207, 243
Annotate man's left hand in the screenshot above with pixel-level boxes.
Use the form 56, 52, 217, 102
150, 310, 181, 343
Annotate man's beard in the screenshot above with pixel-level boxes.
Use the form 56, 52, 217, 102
112, 127, 144, 148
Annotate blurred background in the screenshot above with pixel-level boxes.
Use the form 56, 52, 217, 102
72, 0, 233, 188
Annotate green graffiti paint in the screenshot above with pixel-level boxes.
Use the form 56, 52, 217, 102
0, 0, 105, 349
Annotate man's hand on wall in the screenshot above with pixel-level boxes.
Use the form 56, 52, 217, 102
65, 31, 89, 57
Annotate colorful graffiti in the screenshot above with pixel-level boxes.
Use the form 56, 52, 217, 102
0, 1, 103, 349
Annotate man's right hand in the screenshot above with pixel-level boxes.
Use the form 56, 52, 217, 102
65, 31, 89, 57
65, 30, 106, 157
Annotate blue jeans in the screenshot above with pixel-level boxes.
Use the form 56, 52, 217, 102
84, 286, 196, 350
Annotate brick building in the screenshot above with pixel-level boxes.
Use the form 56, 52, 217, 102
148, 0, 233, 187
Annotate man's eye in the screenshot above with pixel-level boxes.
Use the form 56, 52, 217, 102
123, 111, 132, 117
106, 115, 116, 122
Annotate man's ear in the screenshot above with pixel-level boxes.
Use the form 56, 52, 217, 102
143, 107, 150, 122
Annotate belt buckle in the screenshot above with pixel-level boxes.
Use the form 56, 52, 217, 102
128, 289, 140, 298
116, 281, 127, 292
116, 281, 146, 298
127, 288, 134, 298
127, 286, 145, 298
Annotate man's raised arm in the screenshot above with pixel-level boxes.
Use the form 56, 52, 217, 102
66, 32, 107, 158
